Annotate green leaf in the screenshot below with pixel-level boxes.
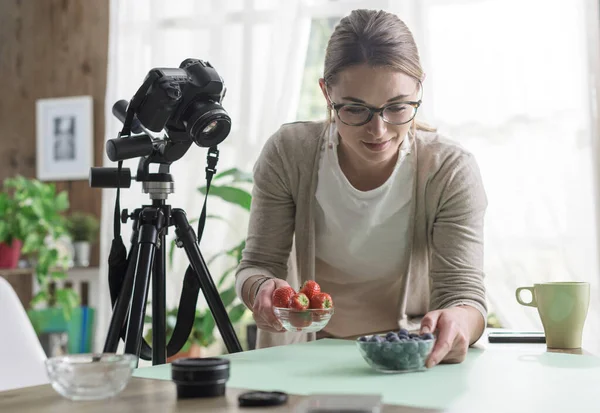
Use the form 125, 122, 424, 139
55, 192, 69, 211
0, 221, 8, 242
217, 266, 237, 288
30, 291, 49, 307
200, 313, 216, 345
219, 286, 237, 308
197, 185, 252, 211
212, 168, 254, 184
206, 250, 228, 268
51, 271, 67, 280
168, 239, 177, 269
226, 239, 246, 262
228, 303, 247, 324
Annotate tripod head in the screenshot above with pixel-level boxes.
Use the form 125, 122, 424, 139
90, 57, 227, 197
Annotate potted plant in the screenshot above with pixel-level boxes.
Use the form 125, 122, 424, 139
0, 176, 82, 352
67, 212, 100, 267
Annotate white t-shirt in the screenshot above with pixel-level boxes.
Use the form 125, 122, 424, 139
314, 123, 414, 337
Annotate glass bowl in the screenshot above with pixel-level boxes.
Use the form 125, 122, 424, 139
273, 307, 334, 332
356, 331, 436, 373
45, 353, 137, 400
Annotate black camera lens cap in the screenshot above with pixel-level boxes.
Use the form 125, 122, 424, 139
238, 390, 288, 407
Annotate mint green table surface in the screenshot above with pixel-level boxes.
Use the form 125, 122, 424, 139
134, 338, 600, 412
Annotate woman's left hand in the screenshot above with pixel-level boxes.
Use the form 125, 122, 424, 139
419, 306, 485, 368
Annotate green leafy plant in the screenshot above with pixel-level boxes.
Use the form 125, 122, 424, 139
144, 306, 216, 352
0, 176, 80, 317
67, 212, 100, 243
163, 167, 253, 350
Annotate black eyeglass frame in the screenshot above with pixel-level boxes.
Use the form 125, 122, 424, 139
325, 80, 423, 127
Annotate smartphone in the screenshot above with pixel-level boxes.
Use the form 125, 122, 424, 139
488, 331, 545, 344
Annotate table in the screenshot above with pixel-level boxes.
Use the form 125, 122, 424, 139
1, 330, 599, 412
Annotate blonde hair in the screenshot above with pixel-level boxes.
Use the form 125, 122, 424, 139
323, 9, 436, 133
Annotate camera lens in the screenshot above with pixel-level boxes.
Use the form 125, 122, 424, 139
184, 101, 231, 147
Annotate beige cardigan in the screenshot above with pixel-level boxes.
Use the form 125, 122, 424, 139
236, 120, 488, 349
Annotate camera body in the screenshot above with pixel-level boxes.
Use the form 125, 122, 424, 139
136, 58, 231, 148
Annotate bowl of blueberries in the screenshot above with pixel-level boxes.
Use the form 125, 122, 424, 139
356, 329, 435, 374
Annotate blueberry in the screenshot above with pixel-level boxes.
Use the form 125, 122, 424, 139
409, 333, 419, 339
418, 340, 433, 357
394, 354, 410, 370
405, 341, 419, 355
421, 333, 434, 341
381, 342, 393, 353
388, 335, 401, 343
398, 328, 409, 336
369, 335, 384, 343
385, 332, 397, 341
365, 346, 377, 359
358, 336, 368, 342
392, 344, 405, 355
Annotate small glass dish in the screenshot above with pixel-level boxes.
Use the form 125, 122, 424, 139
273, 307, 334, 333
45, 353, 137, 401
356, 332, 435, 373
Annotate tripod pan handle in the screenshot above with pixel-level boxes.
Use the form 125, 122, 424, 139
89, 167, 132, 188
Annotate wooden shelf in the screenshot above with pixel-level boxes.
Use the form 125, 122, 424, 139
0, 267, 100, 309
0, 268, 35, 277
0, 266, 99, 277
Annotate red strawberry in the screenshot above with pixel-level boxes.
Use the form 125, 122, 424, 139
289, 311, 312, 330
272, 286, 295, 308
299, 280, 321, 300
309, 292, 333, 310
289, 293, 310, 311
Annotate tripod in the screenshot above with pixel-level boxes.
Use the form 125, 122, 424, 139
101, 171, 243, 366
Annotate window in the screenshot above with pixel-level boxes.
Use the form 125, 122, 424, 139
296, 17, 339, 121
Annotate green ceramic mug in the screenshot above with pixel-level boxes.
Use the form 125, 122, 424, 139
516, 282, 590, 349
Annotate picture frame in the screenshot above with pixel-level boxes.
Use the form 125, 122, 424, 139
36, 96, 94, 181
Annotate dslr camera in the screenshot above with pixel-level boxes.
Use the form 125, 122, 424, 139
135, 58, 231, 148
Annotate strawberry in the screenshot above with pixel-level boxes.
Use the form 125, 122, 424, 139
289, 311, 312, 330
309, 292, 333, 310
272, 286, 296, 308
299, 280, 321, 300
289, 293, 310, 311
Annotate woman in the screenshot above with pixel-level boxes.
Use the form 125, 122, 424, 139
235, 9, 487, 368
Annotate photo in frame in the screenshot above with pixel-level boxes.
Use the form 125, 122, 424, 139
36, 96, 94, 181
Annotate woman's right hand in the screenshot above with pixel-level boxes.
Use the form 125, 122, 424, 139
252, 278, 292, 333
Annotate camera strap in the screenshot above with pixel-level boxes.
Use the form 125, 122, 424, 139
166, 146, 219, 356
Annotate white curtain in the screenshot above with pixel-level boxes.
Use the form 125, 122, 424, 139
96, 0, 311, 353
416, 0, 600, 351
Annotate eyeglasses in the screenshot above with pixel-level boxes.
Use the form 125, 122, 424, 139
325, 84, 422, 127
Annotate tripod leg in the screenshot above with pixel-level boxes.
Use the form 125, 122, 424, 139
152, 202, 168, 365
171, 208, 243, 354
124, 209, 164, 362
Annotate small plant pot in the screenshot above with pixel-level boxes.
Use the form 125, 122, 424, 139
73, 241, 91, 267
0, 239, 23, 269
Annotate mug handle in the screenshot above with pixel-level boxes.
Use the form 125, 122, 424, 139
516, 287, 537, 307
